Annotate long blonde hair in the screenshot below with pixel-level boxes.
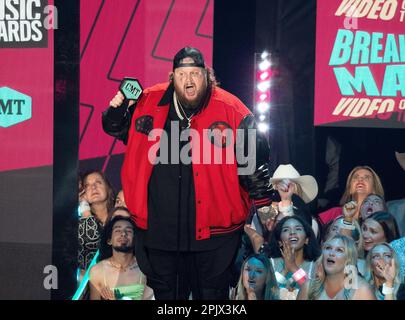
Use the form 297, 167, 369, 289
234, 254, 279, 300
339, 166, 384, 206
308, 235, 358, 300
326, 216, 365, 259
365, 242, 401, 299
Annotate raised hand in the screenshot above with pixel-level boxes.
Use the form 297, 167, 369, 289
275, 179, 294, 202
377, 259, 396, 287
109, 91, 135, 108
280, 240, 299, 273
242, 271, 257, 300
79, 186, 91, 218
246, 285, 257, 300
343, 200, 357, 222
244, 224, 264, 253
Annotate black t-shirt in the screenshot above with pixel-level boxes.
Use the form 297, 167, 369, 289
145, 96, 239, 251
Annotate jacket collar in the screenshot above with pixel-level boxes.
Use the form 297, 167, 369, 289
157, 82, 174, 106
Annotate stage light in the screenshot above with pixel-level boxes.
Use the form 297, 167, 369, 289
257, 81, 270, 92
258, 122, 269, 132
259, 93, 268, 101
259, 71, 270, 81
254, 51, 271, 140
259, 59, 271, 71
257, 102, 270, 113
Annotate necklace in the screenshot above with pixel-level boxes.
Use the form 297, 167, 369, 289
173, 92, 194, 129
108, 257, 137, 272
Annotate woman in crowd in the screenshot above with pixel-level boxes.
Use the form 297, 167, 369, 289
244, 164, 320, 254
362, 211, 400, 254
268, 164, 320, 236
324, 217, 363, 253
78, 170, 115, 271
323, 216, 366, 275
298, 235, 375, 300
365, 243, 401, 300
319, 166, 384, 225
266, 216, 321, 300
233, 254, 278, 300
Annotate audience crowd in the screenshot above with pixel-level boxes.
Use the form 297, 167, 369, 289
76, 153, 405, 300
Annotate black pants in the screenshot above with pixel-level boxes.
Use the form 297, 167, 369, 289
137, 235, 241, 300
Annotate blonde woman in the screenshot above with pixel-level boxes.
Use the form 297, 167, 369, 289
365, 243, 401, 300
233, 254, 278, 300
325, 217, 364, 255
323, 216, 366, 275
298, 235, 375, 300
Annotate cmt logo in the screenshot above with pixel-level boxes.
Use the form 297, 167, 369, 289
0, 87, 32, 128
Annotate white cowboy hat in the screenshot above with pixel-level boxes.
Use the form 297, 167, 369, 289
395, 151, 405, 171
270, 164, 318, 204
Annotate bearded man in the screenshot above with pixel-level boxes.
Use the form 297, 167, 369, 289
102, 47, 272, 300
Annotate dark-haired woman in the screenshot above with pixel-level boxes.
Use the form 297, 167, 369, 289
362, 211, 403, 281
78, 171, 115, 271
362, 211, 400, 254
267, 216, 321, 300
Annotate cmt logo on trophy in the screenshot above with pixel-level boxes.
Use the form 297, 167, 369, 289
0, 87, 32, 128
119, 78, 143, 101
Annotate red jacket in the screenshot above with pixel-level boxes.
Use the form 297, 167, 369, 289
121, 82, 252, 240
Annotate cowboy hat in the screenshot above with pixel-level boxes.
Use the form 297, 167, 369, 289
395, 151, 405, 171
270, 164, 318, 204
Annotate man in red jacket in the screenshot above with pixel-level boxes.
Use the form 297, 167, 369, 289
102, 47, 271, 299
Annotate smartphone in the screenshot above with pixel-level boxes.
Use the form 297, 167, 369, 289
257, 205, 278, 224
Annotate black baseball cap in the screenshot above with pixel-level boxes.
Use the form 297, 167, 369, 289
173, 46, 205, 70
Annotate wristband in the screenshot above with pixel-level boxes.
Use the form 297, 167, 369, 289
278, 202, 294, 216
79, 200, 91, 215
382, 283, 394, 295
341, 219, 355, 230
344, 217, 354, 223
292, 268, 307, 286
